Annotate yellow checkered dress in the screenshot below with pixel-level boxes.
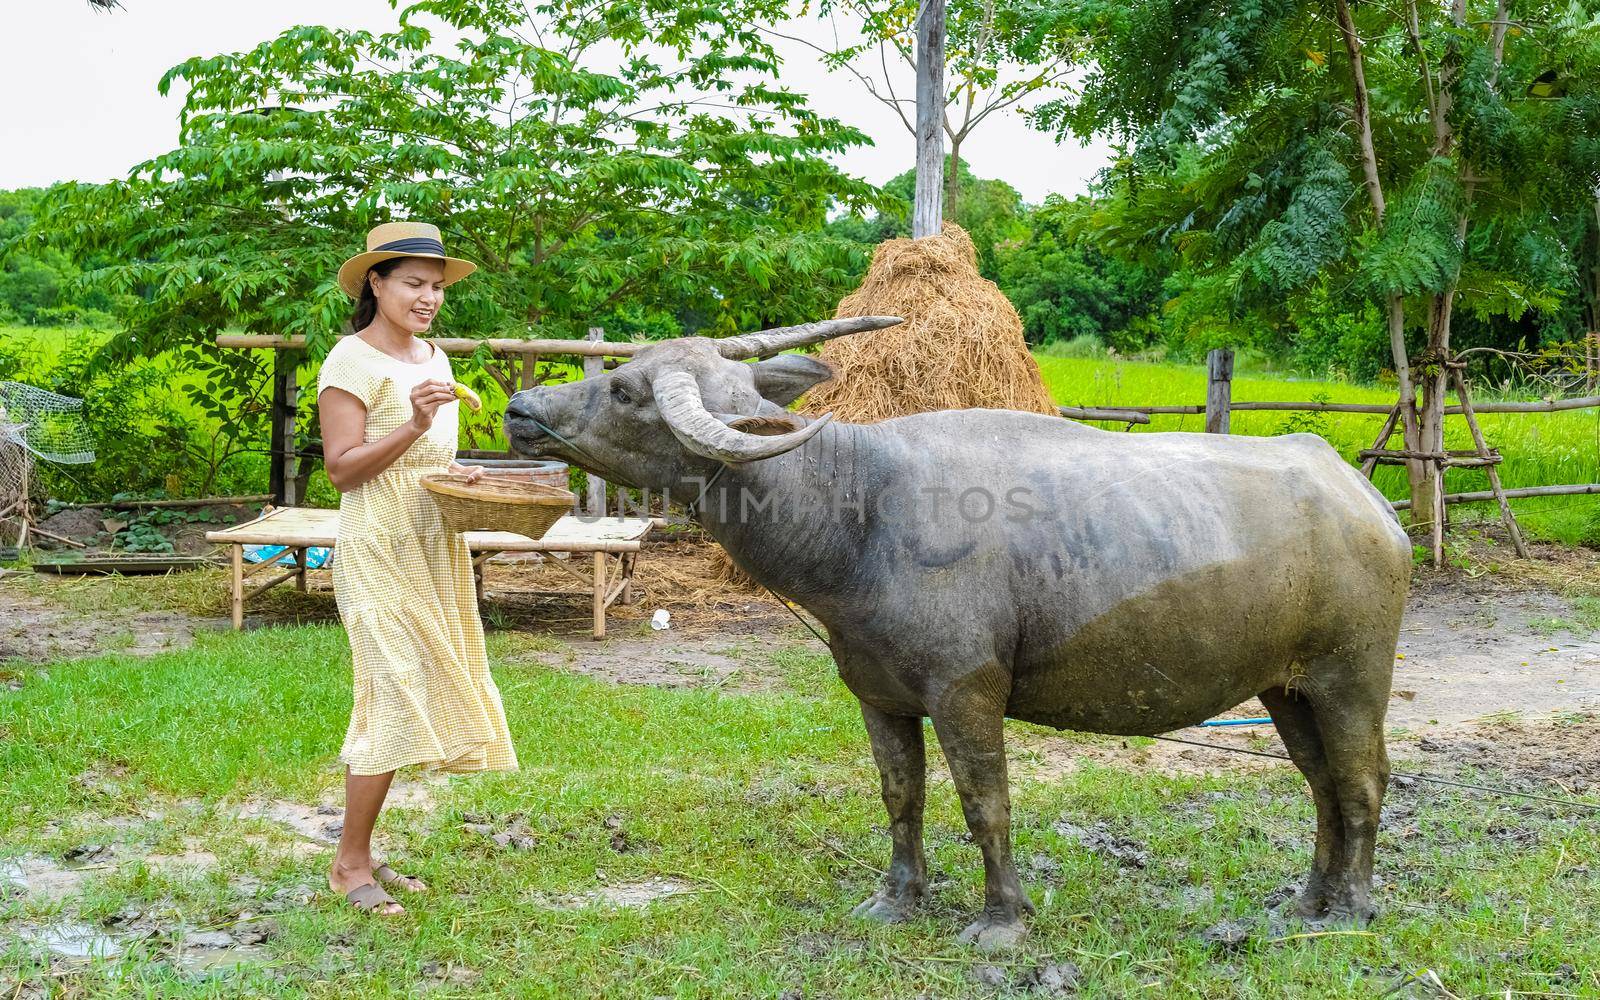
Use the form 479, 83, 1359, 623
316, 336, 518, 776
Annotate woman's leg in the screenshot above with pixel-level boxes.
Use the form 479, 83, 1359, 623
329, 768, 403, 914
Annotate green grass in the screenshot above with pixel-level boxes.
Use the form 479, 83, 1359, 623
1036, 354, 1600, 546
2, 628, 1598, 997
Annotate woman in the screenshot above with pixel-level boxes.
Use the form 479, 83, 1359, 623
317, 222, 518, 916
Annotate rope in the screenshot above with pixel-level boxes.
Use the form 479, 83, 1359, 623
770, 614, 1600, 814
1150, 734, 1600, 812
682, 463, 833, 647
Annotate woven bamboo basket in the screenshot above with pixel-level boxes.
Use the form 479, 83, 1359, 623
421, 473, 575, 539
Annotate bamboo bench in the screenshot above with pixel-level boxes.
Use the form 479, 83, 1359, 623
205, 506, 658, 638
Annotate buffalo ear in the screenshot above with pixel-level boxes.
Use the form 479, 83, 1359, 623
723, 414, 805, 437
749, 353, 834, 407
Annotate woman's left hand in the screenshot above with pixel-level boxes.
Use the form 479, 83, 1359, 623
451, 463, 487, 484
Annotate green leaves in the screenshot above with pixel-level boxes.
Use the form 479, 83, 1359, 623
1357, 157, 1465, 299
37, 0, 889, 362
1037, 0, 1600, 375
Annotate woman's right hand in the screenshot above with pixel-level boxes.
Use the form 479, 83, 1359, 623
407, 379, 458, 433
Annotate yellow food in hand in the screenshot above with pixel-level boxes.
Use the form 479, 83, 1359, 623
453, 383, 482, 411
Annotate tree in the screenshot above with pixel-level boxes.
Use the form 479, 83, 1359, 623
992, 195, 1167, 348
829, 157, 1029, 274
1040, 0, 1600, 520
35, 0, 887, 363
913, 0, 947, 236
770, 0, 1078, 222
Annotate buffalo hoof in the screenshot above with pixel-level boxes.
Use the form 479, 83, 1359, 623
1285, 891, 1328, 921
851, 889, 922, 924
957, 914, 1028, 951
1306, 902, 1378, 930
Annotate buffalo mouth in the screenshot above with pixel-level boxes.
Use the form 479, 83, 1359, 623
502, 413, 554, 459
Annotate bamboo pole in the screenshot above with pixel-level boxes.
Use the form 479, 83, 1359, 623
1451, 368, 1528, 558
584, 327, 607, 517
1057, 406, 1152, 425
1393, 482, 1600, 510
1360, 404, 1402, 477
1075, 397, 1600, 416
217, 333, 642, 357
1431, 464, 1445, 568
51, 495, 272, 509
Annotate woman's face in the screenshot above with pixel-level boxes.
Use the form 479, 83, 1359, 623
372, 258, 447, 333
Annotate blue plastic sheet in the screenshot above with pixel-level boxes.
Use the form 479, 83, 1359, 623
242, 544, 332, 569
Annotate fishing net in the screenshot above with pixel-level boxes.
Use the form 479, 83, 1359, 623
0, 383, 94, 540
0, 381, 95, 464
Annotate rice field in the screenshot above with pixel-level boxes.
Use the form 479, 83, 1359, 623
1035, 354, 1600, 547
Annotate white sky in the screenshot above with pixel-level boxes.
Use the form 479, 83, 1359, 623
0, 1, 1112, 205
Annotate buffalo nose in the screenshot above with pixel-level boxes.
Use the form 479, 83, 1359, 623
506, 393, 540, 421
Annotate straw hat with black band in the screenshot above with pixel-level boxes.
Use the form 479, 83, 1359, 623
336, 221, 478, 298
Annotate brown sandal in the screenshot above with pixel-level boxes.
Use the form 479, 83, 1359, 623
374, 864, 427, 893
345, 882, 404, 915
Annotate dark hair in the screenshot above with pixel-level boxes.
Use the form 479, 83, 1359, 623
350, 257, 406, 331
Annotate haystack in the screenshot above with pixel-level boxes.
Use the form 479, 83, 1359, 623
800, 223, 1057, 421
710, 224, 1058, 588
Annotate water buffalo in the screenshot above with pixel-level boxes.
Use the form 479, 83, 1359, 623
504, 318, 1411, 948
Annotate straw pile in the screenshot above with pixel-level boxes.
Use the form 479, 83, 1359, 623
711, 225, 1058, 587
800, 223, 1057, 422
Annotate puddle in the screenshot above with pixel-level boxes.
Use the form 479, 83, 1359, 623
538, 877, 699, 910
174, 929, 270, 974
1, 854, 110, 903
10, 918, 275, 975
16, 920, 124, 960
178, 943, 270, 973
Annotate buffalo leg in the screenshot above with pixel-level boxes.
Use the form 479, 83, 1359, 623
1259, 685, 1344, 918
930, 690, 1033, 949
1309, 664, 1390, 925
852, 703, 928, 922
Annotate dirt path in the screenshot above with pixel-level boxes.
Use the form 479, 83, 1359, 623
7, 547, 1600, 735
1389, 578, 1600, 730
0, 584, 218, 662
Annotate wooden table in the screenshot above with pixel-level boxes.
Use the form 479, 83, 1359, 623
205, 506, 658, 638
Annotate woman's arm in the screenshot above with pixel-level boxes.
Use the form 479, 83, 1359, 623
321, 378, 457, 492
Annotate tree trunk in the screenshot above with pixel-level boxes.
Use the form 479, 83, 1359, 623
945, 134, 962, 223
912, 0, 946, 239
1588, 189, 1600, 335
1337, 0, 1427, 519
1410, 0, 1489, 535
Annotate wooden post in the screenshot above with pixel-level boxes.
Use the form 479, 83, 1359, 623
592, 551, 607, 639
268, 351, 301, 507
14, 459, 29, 549
583, 327, 606, 517
1450, 367, 1529, 558
911, 0, 946, 238
1204, 349, 1234, 434
1431, 464, 1445, 568
1360, 404, 1402, 478
294, 546, 308, 592
230, 544, 244, 629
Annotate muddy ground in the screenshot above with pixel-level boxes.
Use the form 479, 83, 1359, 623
4, 537, 1600, 781
5, 537, 1600, 984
